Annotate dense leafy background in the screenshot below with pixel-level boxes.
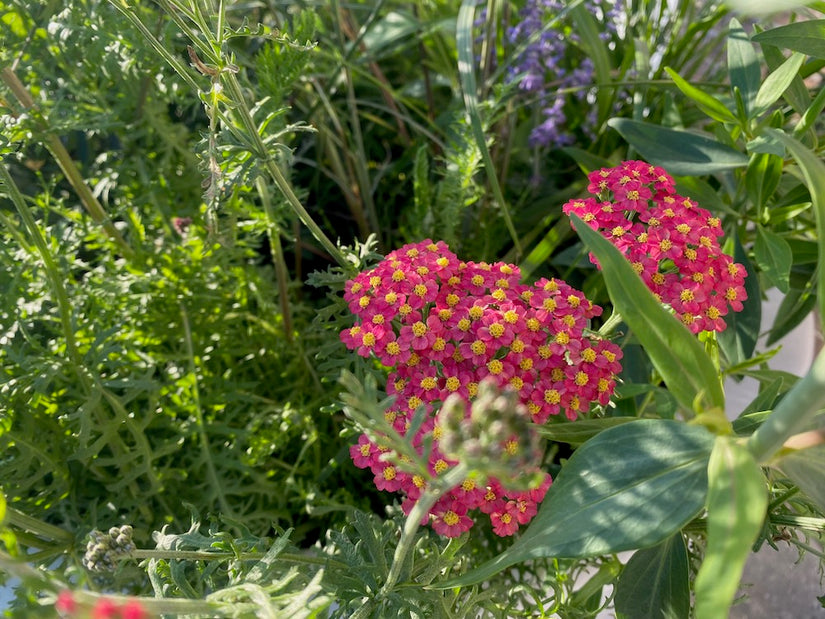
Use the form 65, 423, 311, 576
1, 1, 824, 617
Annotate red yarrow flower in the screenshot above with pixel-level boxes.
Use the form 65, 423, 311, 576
564, 160, 747, 333
340, 239, 623, 537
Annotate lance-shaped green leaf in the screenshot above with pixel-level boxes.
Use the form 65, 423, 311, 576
436, 420, 714, 588
570, 214, 725, 413
766, 129, 825, 332
728, 18, 761, 118
752, 20, 825, 59
717, 235, 761, 366
754, 225, 792, 293
664, 67, 737, 124
753, 52, 806, 117
607, 119, 748, 176
537, 417, 635, 447
614, 534, 690, 619
694, 437, 768, 618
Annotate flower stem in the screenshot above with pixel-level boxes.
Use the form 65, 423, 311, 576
4, 508, 75, 544
378, 464, 469, 598
131, 548, 346, 570
747, 346, 825, 463
0, 159, 84, 375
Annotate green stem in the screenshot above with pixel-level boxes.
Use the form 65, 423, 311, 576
0, 68, 134, 259
598, 310, 624, 338
377, 464, 469, 598
0, 159, 85, 375
220, 73, 351, 269
180, 305, 233, 517
131, 549, 346, 569
747, 347, 825, 463
254, 177, 294, 341
4, 508, 75, 544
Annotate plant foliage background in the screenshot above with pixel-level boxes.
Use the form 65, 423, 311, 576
1, 0, 824, 617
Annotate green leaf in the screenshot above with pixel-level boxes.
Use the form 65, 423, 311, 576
728, 19, 761, 118
0, 490, 5, 525
537, 417, 636, 446
753, 52, 806, 117
614, 534, 690, 619
776, 443, 825, 513
562, 147, 613, 176
766, 284, 816, 346
745, 134, 785, 157
570, 4, 614, 127
754, 225, 792, 293
745, 153, 783, 212
571, 214, 725, 414
694, 437, 768, 619
456, 0, 521, 255
752, 20, 825, 59
436, 420, 714, 588
607, 119, 748, 176
664, 67, 738, 124
717, 235, 761, 365
793, 86, 825, 138
766, 129, 825, 330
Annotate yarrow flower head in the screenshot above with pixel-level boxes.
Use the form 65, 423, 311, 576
55, 590, 150, 619
341, 240, 623, 537
563, 160, 748, 334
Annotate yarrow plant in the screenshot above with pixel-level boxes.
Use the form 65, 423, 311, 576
563, 160, 748, 334
340, 240, 623, 537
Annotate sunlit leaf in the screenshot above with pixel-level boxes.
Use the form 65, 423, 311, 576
664, 67, 737, 124
607, 119, 748, 176
694, 437, 768, 618
728, 19, 761, 118
436, 420, 714, 588
752, 19, 825, 59
753, 52, 806, 117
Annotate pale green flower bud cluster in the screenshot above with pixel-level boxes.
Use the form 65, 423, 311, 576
438, 379, 543, 490
82, 525, 135, 573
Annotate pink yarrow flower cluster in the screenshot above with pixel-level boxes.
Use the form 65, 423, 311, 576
563, 160, 747, 334
56, 590, 149, 619
341, 240, 623, 537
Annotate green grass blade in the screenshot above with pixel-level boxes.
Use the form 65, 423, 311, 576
456, 0, 521, 256
767, 129, 825, 333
